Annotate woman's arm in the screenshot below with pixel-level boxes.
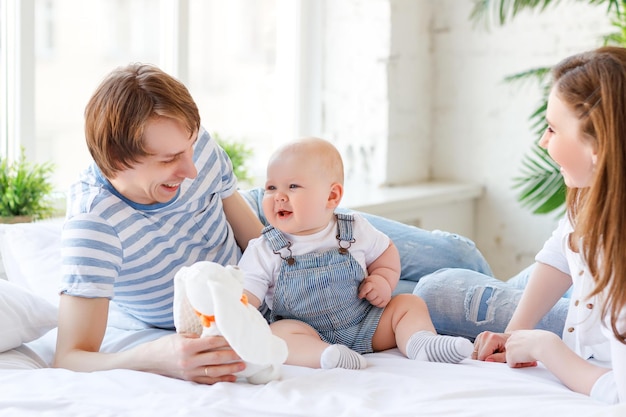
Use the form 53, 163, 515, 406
506, 329, 610, 396
222, 191, 264, 251
476, 262, 571, 362
505, 262, 572, 332
610, 337, 626, 402
53, 294, 245, 383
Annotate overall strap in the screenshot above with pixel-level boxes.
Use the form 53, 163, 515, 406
261, 225, 290, 252
335, 213, 356, 254
262, 225, 294, 264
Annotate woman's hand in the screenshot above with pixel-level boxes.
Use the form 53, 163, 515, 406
504, 329, 559, 368
472, 331, 536, 368
138, 333, 246, 384
472, 330, 538, 367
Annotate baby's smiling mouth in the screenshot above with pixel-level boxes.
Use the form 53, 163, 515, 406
277, 210, 292, 218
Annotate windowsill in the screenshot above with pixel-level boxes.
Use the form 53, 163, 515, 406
341, 180, 483, 238
342, 180, 483, 212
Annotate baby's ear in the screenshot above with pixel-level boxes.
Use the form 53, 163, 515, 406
327, 182, 343, 208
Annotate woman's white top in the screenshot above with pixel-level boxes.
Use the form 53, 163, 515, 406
535, 216, 624, 403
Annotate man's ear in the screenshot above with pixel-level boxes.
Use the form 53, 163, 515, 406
327, 182, 343, 209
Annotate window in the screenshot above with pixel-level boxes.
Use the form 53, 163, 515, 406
0, 0, 308, 192
2, 0, 403, 195
188, 0, 281, 183
32, 0, 164, 191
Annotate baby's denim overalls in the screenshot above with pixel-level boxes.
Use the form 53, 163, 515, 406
263, 213, 383, 354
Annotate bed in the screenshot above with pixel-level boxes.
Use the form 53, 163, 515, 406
0, 219, 622, 417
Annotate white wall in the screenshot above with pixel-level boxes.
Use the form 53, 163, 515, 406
431, 1, 611, 278
320, 0, 612, 279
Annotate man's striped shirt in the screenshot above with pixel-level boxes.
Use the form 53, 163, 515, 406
60, 128, 240, 329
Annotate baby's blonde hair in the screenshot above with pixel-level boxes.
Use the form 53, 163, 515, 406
270, 137, 344, 185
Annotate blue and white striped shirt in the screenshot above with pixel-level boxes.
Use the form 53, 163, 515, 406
60, 128, 240, 329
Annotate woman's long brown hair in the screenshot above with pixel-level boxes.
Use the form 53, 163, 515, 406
555, 46, 626, 343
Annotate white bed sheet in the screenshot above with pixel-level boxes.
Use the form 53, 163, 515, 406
2, 217, 623, 416
0, 327, 622, 417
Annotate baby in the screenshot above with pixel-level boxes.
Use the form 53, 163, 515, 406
239, 137, 473, 369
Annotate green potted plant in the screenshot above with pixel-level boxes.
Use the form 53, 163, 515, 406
470, 0, 624, 216
213, 132, 254, 186
0, 148, 56, 223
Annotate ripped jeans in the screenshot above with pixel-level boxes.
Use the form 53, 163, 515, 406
413, 265, 569, 341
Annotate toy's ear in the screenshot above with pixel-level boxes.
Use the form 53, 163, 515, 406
182, 263, 219, 315
225, 265, 244, 287
172, 267, 203, 335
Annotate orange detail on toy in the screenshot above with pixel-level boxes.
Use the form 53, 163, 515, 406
240, 293, 248, 306
194, 309, 215, 327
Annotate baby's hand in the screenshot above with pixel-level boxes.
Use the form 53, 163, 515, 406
358, 275, 391, 308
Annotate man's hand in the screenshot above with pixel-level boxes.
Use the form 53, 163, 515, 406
144, 333, 246, 384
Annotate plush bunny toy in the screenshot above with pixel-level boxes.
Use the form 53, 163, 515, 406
173, 261, 288, 384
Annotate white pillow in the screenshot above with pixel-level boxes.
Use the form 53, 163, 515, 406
0, 218, 64, 306
0, 218, 155, 331
0, 279, 58, 352
0, 344, 48, 369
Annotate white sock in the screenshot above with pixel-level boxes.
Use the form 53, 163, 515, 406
406, 330, 473, 363
320, 344, 367, 370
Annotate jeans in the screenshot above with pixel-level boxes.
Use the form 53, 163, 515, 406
241, 187, 494, 294
361, 213, 494, 294
413, 264, 570, 341
241, 187, 568, 340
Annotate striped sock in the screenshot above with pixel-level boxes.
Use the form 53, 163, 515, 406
320, 344, 367, 370
406, 331, 473, 363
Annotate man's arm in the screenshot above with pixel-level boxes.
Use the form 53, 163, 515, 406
222, 191, 264, 251
53, 294, 245, 383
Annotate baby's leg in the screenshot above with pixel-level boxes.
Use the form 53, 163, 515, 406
271, 319, 366, 369
372, 294, 473, 363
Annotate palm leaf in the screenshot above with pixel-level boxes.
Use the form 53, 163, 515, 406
604, 6, 626, 44
470, 0, 620, 27
503, 67, 565, 214
513, 145, 566, 215
502, 67, 552, 84
469, 0, 623, 215
528, 102, 548, 137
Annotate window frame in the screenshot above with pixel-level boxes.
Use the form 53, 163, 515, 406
1, 0, 35, 162
0, 0, 317, 171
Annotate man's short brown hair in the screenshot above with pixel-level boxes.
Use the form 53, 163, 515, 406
84, 63, 201, 178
